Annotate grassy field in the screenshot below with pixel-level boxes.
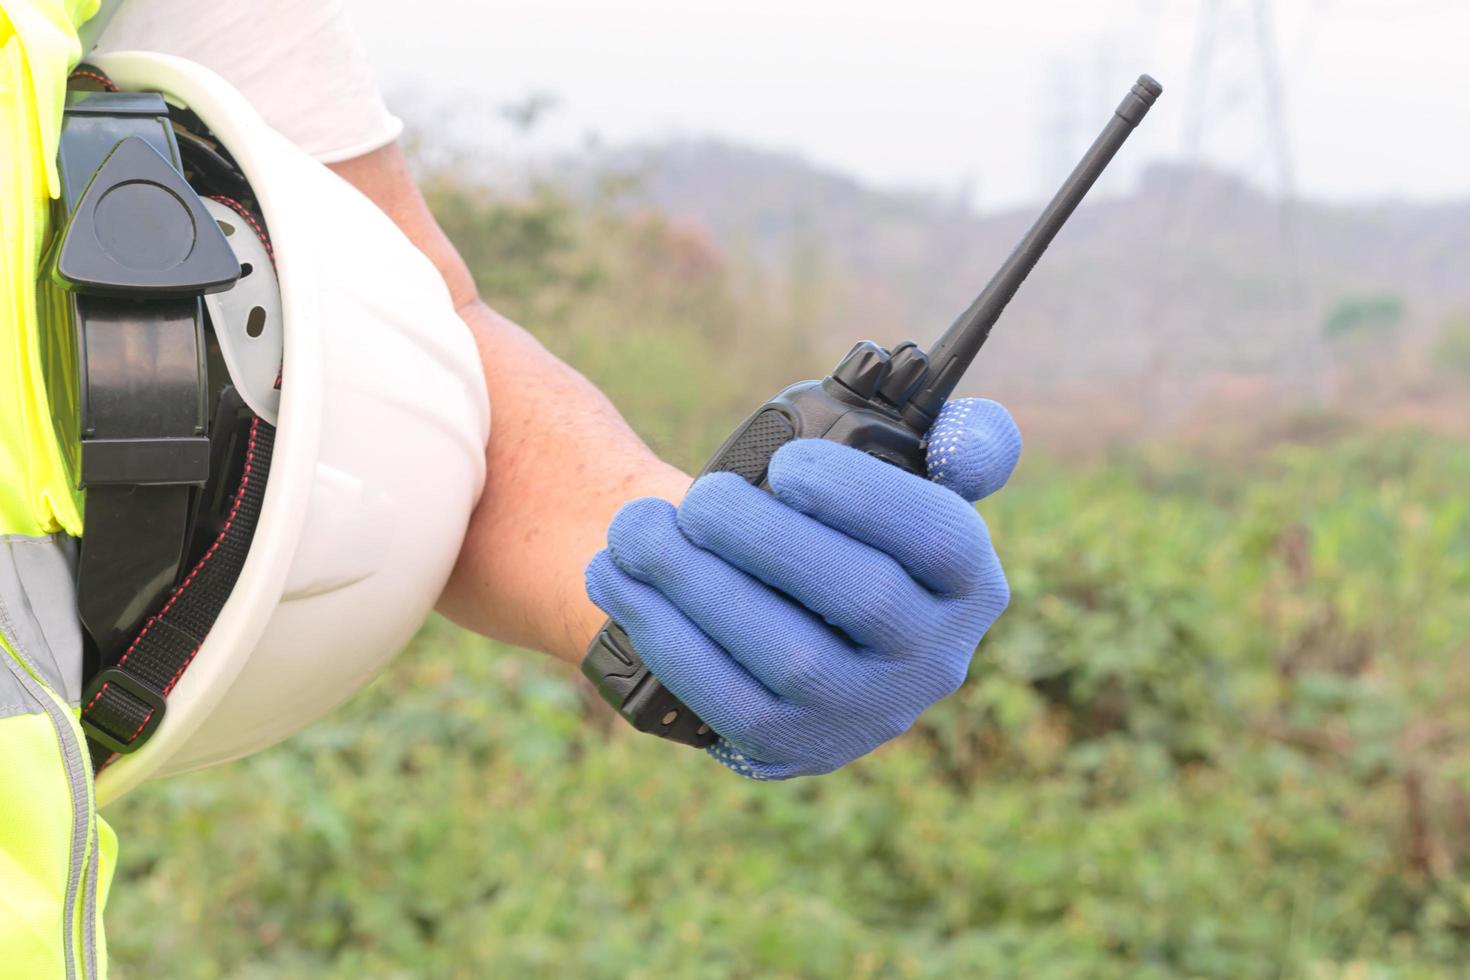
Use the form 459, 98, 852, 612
103, 176, 1470, 978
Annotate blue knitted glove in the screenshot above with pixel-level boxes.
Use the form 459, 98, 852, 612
586, 398, 1021, 779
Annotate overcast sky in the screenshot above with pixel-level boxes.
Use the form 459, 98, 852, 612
349, 0, 1470, 211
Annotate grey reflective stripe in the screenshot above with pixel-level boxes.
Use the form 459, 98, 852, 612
0, 536, 98, 977
83, 809, 100, 980
0, 534, 83, 705
1, 653, 93, 979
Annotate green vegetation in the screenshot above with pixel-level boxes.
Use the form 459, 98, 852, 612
1322, 295, 1406, 339
105, 178, 1470, 978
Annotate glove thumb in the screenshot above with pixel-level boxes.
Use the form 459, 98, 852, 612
925, 397, 1021, 502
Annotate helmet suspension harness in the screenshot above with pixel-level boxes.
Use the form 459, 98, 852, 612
46, 69, 279, 768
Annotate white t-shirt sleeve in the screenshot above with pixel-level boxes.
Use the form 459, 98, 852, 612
91, 0, 402, 163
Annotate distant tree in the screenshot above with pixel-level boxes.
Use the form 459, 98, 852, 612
498, 90, 560, 135
1321, 294, 1407, 400
1321, 294, 1405, 339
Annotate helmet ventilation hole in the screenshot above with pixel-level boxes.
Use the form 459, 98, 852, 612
240, 262, 253, 278
245, 306, 267, 338
217, 219, 235, 237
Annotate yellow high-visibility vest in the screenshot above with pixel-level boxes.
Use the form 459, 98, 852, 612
1, 2, 117, 977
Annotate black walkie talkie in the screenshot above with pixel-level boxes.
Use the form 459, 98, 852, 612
583, 75, 1163, 748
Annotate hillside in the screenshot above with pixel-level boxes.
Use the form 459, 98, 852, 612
572, 141, 1470, 435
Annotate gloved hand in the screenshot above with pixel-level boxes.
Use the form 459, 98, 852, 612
585, 397, 1021, 780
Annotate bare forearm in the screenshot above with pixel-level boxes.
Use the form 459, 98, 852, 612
330, 145, 689, 663
440, 298, 690, 661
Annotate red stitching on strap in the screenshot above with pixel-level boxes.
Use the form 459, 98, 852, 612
68, 69, 119, 92
84, 419, 262, 744
209, 195, 275, 267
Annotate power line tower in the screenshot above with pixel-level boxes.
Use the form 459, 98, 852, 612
1181, 0, 1297, 200
1175, 0, 1328, 400
1134, 0, 1327, 430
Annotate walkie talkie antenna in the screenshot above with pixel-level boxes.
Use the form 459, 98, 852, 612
903, 74, 1163, 429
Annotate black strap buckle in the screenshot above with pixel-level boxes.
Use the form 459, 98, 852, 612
80, 667, 168, 755
81, 436, 212, 487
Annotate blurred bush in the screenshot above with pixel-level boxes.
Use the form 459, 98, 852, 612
1433, 315, 1470, 384
104, 177, 1470, 979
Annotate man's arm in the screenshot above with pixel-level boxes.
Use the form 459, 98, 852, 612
330, 145, 691, 664
329, 144, 1022, 783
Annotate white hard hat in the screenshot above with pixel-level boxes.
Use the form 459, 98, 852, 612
86, 51, 490, 804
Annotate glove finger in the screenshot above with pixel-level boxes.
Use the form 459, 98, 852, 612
924, 398, 1021, 502
585, 550, 782, 738
711, 654, 926, 781
764, 438, 996, 596
677, 472, 939, 650
607, 497, 867, 705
